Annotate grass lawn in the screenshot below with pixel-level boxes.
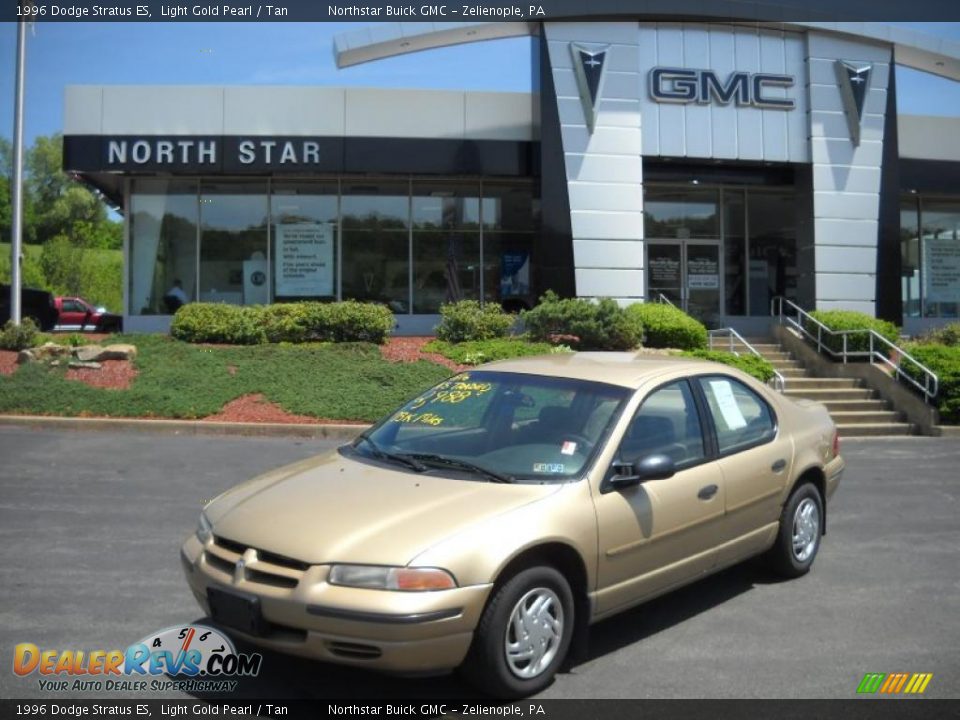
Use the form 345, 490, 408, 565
0, 335, 451, 422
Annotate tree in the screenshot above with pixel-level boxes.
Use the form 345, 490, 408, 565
26, 133, 69, 209
0, 175, 10, 243
0, 137, 11, 178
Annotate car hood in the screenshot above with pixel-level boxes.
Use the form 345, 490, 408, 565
205, 448, 561, 566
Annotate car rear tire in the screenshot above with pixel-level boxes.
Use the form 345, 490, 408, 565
769, 482, 823, 578
461, 566, 574, 698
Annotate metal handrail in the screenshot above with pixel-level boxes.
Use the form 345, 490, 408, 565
708, 327, 786, 393
653, 293, 676, 307
770, 296, 939, 403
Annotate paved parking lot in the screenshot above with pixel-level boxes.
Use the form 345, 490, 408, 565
0, 426, 957, 700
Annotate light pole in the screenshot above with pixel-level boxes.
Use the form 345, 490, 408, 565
9, 11, 27, 325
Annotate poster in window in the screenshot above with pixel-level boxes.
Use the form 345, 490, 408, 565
500, 251, 530, 297
923, 237, 960, 304
275, 223, 334, 297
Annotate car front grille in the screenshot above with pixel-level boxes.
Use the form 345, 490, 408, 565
203, 535, 308, 589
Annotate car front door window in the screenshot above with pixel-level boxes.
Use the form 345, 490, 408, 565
620, 380, 705, 469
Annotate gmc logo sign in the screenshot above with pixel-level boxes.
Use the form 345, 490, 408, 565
650, 67, 795, 110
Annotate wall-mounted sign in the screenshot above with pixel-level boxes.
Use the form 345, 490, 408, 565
835, 60, 872, 147
570, 43, 609, 133
649, 67, 795, 110
275, 223, 334, 297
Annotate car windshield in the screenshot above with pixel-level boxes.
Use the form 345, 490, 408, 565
356, 371, 631, 483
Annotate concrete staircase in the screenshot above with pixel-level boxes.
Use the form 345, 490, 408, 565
743, 337, 915, 437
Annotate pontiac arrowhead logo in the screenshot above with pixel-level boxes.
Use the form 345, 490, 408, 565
835, 60, 872, 146
571, 43, 609, 133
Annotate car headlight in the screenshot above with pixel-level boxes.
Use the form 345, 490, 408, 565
196, 511, 213, 545
328, 565, 457, 591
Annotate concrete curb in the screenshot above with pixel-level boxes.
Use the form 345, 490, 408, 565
934, 425, 960, 438
0, 415, 370, 440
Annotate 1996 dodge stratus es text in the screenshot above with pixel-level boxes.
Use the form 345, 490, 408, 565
181, 353, 844, 697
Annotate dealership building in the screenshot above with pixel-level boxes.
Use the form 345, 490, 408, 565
62, 18, 960, 334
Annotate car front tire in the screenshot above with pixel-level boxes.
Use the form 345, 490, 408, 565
462, 566, 574, 699
770, 482, 824, 578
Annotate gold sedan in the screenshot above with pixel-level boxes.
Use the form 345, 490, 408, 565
181, 353, 843, 697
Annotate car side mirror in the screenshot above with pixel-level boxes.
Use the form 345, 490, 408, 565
609, 453, 675, 489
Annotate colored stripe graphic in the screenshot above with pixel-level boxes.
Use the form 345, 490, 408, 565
857, 672, 933, 694
857, 673, 886, 693
907, 673, 934, 694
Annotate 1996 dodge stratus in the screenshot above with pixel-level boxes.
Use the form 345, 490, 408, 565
181, 353, 844, 697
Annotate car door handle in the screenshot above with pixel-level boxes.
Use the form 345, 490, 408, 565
771, 459, 787, 473
697, 484, 718, 500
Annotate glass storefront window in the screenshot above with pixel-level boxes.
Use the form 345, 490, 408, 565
198, 183, 269, 306
481, 183, 538, 231
747, 191, 797, 314
129, 179, 198, 316
341, 182, 410, 313
271, 184, 338, 301
412, 182, 481, 313
901, 197, 921, 319
644, 187, 719, 239
482, 182, 537, 310
126, 177, 541, 318
723, 190, 746, 316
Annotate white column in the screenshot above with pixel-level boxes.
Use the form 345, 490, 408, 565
544, 22, 645, 306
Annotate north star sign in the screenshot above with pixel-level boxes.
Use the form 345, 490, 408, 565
650, 67, 796, 110
105, 138, 325, 167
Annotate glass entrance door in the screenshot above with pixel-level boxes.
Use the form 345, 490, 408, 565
647, 241, 721, 326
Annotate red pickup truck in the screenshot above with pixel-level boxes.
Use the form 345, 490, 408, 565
54, 296, 123, 332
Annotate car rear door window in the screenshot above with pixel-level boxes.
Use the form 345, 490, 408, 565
697, 376, 776, 454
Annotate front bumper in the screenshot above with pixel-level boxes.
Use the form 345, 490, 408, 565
180, 535, 492, 674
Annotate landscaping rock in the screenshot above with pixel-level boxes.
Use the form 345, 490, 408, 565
31, 342, 71, 361
68, 360, 102, 370
97, 344, 137, 362
73, 345, 104, 363
16, 349, 35, 364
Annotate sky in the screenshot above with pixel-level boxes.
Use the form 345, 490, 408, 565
0, 21, 959, 146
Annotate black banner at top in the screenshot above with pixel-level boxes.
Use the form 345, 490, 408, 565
5, 0, 960, 22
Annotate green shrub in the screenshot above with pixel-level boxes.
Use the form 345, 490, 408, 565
521, 291, 644, 351
170, 303, 265, 345
259, 303, 313, 344
680, 349, 776, 383
901, 343, 960, 424
424, 337, 563, 366
435, 300, 515, 343
171, 301, 394, 345
918, 322, 960, 347
0, 318, 39, 351
625, 302, 708, 350
321, 301, 394, 344
806, 310, 899, 355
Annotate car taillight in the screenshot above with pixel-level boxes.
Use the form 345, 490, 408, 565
832, 429, 840, 459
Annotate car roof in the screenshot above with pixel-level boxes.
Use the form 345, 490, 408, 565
476, 352, 741, 389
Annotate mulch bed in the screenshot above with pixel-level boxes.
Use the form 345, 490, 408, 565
65, 359, 138, 390
380, 336, 467, 372
0, 350, 17, 377
202, 393, 367, 425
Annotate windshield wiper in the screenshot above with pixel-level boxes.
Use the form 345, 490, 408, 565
405, 454, 514, 484
353, 435, 426, 473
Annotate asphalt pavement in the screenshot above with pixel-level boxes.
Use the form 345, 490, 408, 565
0, 427, 957, 700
